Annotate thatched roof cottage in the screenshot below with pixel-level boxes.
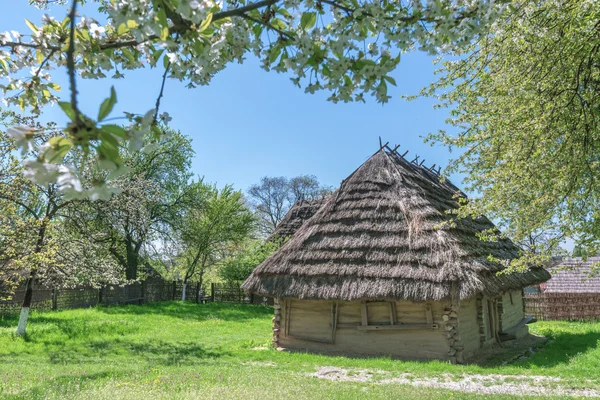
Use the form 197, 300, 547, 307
267, 198, 328, 242
242, 147, 550, 363
540, 257, 600, 294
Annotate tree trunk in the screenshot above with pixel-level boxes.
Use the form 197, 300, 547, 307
181, 283, 187, 301
17, 221, 47, 336
125, 239, 139, 280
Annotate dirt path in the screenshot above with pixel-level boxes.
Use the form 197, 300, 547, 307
312, 366, 600, 398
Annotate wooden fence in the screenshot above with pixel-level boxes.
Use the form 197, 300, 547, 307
525, 293, 600, 320
210, 283, 274, 305
0, 279, 263, 315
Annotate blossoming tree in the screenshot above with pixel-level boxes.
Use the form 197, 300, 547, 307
0, 112, 122, 335
1, 0, 505, 196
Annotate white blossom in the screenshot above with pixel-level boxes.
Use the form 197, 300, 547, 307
6, 125, 35, 155
89, 23, 106, 39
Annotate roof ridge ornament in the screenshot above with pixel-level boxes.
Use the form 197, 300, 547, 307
381, 139, 441, 176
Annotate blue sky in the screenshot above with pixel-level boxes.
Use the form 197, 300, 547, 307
2, 2, 459, 193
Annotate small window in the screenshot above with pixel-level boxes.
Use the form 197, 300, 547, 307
509, 292, 514, 305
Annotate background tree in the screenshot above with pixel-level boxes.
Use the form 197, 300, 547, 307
423, 0, 600, 269
0, 0, 506, 195
219, 239, 281, 284
248, 174, 332, 235
68, 129, 194, 280
0, 112, 120, 335
176, 182, 255, 300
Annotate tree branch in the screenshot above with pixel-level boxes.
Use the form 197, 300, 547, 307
241, 14, 294, 39
153, 60, 171, 124
0, 193, 40, 220
66, 0, 81, 123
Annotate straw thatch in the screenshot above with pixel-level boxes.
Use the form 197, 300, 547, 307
243, 149, 550, 301
268, 198, 328, 241
543, 257, 600, 293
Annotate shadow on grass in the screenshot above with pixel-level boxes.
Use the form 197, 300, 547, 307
96, 301, 273, 322
46, 339, 229, 366
517, 329, 600, 368
466, 329, 600, 369
0, 313, 19, 328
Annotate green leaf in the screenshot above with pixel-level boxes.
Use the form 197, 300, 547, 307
0, 58, 8, 72
160, 26, 169, 41
47, 137, 72, 162
117, 23, 129, 36
101, 129, 120, 150
268, 45, 281, 63
24, 19, 38, 33
48, 82, 61, 91
79, 29, 90, 41
122, 48, 135, 64
101, 124, 127, 140
157, 6, 168, 28
61, 17, 70, 30
198, 13, 213, 33
98, 86, 117, 121
58, 101, 75, 120
36, 50, 45, 64
383, 76, 397, 86
277, 8, 291, 18
271, 18, 287, 31
97, 140, 119, 161
126, 20, 139, 29
151, 49, 165, 67
300, 12, 317, 30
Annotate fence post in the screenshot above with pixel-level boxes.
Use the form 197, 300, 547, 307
141, 280, 146, 304
211, 283, 215, 302
52, 288, 58, 310
172, 281, 177, 301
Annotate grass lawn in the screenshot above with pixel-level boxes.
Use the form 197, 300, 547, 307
0, 302, 598, 399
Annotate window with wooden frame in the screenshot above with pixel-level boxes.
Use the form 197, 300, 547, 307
355, 300, 439, 331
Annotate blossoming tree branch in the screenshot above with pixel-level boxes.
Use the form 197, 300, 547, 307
1, 0, 503, 197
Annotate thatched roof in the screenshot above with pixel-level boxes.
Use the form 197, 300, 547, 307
242, 149, 550, 302
542, 258, 600, 293
268, 198, 328, 241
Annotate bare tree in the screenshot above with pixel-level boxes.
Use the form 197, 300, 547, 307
248, 175, 333, 235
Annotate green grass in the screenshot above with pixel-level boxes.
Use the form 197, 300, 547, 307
0, 302, 598, 399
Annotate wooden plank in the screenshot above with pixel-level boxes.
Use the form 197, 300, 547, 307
331, 302, 338, 343
287, 334, 334, 344
361, 301, 368, 326
389, 302, 396, 325
285, 299, 291, 336
357, 323, 439, 331
501, 316, 533, 335
367, 302, 391, 325
288, 299, 334, 342
335, 323, 361, 328
425, 304, 433, 324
